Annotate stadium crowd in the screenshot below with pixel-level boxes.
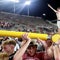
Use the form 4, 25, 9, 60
0, 21, 15, 29
0, 11, 57, 33
0, 5, 60, 60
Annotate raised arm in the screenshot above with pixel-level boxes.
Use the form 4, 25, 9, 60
13, 33, 31, 60
37, 38, 53, 58
53, 44, 60, 60
52, 38, 60, 60
48, 4, 57, 13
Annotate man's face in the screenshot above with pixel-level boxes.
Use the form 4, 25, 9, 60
3, 44, 15, 54
27, 46, 37, 56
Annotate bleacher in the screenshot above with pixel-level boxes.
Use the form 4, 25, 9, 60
0, 12, 57, 33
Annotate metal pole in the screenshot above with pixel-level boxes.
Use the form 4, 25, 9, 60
28, 6, 29, 16
14, 2, 15, 14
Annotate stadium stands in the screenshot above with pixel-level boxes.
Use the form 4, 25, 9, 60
0, 12, 57, 33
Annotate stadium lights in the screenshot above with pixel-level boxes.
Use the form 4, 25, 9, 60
25, 1, 31, 5
10, 0, 19, 14
43, 13, 46, 16
24, 0, 31, 16
10, 0, 19, 3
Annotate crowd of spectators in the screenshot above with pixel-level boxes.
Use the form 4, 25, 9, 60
0, 21, 15, 29
0, 4, 60, 60
0, 11, 57, 34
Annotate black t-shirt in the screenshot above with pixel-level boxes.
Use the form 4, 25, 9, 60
9, 52, 16, 60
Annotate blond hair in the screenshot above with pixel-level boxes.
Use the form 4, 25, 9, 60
2, 40, 16, 47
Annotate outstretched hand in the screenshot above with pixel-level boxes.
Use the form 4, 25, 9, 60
22, 33, 31, 41
37, 38, 48, 49
48, 4, 57, 13
53, 45, 60, 60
